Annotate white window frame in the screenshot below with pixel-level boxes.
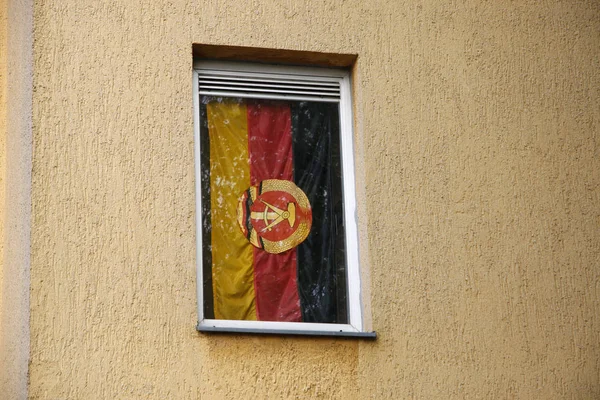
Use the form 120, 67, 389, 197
193, 60, 372, 337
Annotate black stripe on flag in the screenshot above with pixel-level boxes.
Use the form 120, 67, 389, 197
291, 102, 348, 324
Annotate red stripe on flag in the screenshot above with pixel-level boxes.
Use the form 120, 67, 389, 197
247, 102, 302, 322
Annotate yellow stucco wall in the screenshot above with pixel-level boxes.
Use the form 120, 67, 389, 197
28, 0, 599, 399
1, 0, 32, 398
0, 0, 6, 319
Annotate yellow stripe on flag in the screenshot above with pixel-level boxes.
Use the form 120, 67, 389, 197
207, 101, 256, 320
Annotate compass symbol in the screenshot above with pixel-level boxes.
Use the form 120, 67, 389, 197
251, 200, 296, 232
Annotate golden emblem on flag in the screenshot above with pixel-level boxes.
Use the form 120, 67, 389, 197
237, 179, 312, 254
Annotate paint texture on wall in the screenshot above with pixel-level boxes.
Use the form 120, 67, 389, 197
0, 0, 6, 318
1, 0, 33, 398
25, 0, 600, 398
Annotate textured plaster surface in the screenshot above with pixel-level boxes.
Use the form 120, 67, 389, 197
28, 0, 599, 399
357, 1, 600, 398
0, 0, 32, 398
0, 0, 6, 320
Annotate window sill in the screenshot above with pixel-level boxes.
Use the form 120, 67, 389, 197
197, 324, 377, 340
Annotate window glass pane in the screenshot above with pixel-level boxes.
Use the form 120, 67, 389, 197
200, 96, 348, 324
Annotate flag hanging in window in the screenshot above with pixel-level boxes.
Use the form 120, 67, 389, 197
200, 97, 348, 324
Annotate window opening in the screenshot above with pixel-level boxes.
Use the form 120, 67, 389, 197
194, 61, 372, 337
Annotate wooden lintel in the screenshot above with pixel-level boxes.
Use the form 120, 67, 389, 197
193, 44, 357, 68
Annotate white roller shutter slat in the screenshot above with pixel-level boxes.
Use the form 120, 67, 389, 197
198, 68, 341, 102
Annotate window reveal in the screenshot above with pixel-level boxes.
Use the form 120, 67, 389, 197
194, 61, 367, 335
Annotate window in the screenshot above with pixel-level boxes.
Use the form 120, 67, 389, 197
193, 60, 373, 337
